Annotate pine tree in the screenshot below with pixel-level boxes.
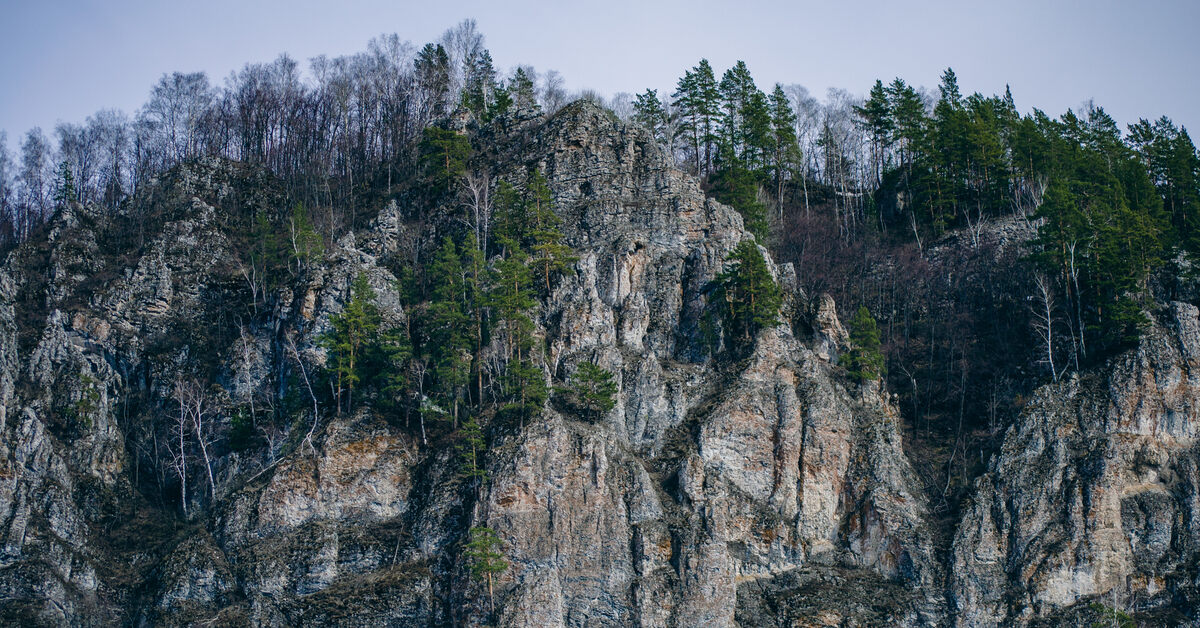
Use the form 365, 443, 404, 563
855, 80, 893, 186
486, 238, 543, 422
493, 180, 528, 251
323, 272, 382, 413
462, 49, 498, 118
768, 84, 801, 217
509, 67, 539, 112
53, 160, 76, 208
427, 236, 472, 427
560, 362, 617, 419
461, 233, 489, 405
376, 323, 412, 420
846, 305, 885, 382
709, 164, 769, 240
288, 203, 324, 272
633, 89, 669, 148
742, 90, 774, 172
887, 78, 927, 174
527, 170, 577, 294
718, 61, 758, 163
419, 127, 471, 197
696, 61, 721, 174
710, 241, 781, 347
672, 68, 703, 174
415, 43, 452, 117
458, 415, 488, 497
488, 86, 514, 121
464, 526, 508, 615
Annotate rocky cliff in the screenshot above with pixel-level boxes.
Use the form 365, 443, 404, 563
1, 101, 1198, 626
952, 301, 1200, 626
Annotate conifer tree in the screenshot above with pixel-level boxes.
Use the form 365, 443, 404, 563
415, 43, 452, 117
673, 68, 703, 174
710, 165, 769, 240
288, 203, 324, 272
492, 180, 528, 251
633, 89, 669, 148
527, 170, 577, 294
488, 85, 514, 122
846, 305, 885, 382
559, 362, 617, 419
462, 49, 498, 118
487, 237, 543, 422
509, 67, 539, 111
887, 78, 927, 174
458, 415, 488, 498
855, 80, 893, 186
324, 272, 382, 413
461, 233, 489, 403
53, 160, 76, 208
768, 84, 801, 217
710, 241, 781, 346
464, 526, 508, 614
427, 236, 472, 427
376, 322, 412, 419
695, 60, 721, 175
419, 127, 471, 197
718, 61, 758, 163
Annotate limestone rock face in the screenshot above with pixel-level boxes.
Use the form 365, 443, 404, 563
8, 99, 1200, 627
952, 301, 1200, 625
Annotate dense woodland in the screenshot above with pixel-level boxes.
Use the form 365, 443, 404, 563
3, 20, 1200, 523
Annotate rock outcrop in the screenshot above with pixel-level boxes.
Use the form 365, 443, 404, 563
953, 301, 1200, 626
3, 99, 1200, 627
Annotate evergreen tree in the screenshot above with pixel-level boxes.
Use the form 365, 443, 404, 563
461, 233, 489, 404
887, 78, 927, 173
419, 127, 471, 197
742, 89, 774, 172
768, 84, 801, 216
672, 68, 703, 174
323, 272, 382, 413
1128, 116, 1200, 258
376, 323, 412, 418
488, 85, 514, 121
718, 61, 759, 164
427, 236, 473, 427
462, 49, 498, 118
855, 80, 893, 186
502, 355, 547, 422
694, 59, 721, 175
710, 164, 769, 240
493, 179, 529, 250
559, 361, 617, 419
846, 305, 885, 382
288, 203, 324, 272
527, 170, 577, 293
509, 67, 539, 112
486, 237, 543, 422
457, 415, 488, 497
53, 160, 76, 208
464, 526, 508, 615
415, 43, 452, 117
633, 89, 669, 147
710, 241, 782, 347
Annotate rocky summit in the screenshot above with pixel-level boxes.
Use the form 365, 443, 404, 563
2, 101, 1199, 627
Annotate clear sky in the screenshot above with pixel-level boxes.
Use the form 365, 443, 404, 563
2, 0, 1198, 146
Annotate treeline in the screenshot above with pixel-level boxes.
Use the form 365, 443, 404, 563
0, 20, 581, 250
628, 59, 1199, 513
632, 59, 1199, 369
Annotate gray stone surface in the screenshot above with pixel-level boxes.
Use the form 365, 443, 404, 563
3, 100, 1200, 627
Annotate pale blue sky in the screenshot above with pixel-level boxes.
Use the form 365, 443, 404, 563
2, 0, 1198, 145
